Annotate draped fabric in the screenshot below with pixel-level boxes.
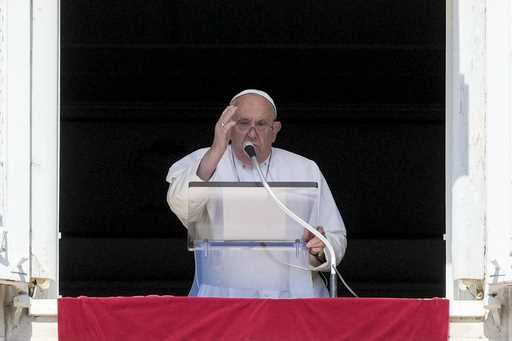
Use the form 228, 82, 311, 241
58, 296, 449, 341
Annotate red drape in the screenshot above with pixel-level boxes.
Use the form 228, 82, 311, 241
58, 296, 448, 341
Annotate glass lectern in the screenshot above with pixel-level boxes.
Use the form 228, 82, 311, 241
187, 181, 325, 298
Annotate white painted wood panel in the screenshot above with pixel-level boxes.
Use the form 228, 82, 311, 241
446, 0, 486, 297
0, 0, 31, 283
30, 0, 59, 295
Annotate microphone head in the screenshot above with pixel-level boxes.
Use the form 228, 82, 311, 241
243, 141, 257, 159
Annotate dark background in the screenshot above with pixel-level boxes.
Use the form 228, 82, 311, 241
60, 0, 445, 297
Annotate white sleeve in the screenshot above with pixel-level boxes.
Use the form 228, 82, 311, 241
165, 149, 209, 228
310, 170, 347, 272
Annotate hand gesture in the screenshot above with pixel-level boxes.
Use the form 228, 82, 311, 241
211, 105, 238, 154
304, 226, 326, 262
196, 105, 238, 181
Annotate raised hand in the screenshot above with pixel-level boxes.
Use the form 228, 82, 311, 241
211, 105, 238, 154
196, 105, 238, 181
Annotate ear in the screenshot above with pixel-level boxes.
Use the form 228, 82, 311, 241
271, 121, 282, 143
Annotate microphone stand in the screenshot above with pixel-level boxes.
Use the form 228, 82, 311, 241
245, 144, 337, 297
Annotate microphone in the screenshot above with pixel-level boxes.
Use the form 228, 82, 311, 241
243, 141, 257, 159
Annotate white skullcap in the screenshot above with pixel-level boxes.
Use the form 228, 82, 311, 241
230, 89, 277, 114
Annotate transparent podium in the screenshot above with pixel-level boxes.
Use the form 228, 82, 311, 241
187, 181, 328, 298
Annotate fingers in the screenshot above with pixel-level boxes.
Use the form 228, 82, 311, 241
212, 106, 238, 153
224, 120, 237, 130
306, 237, 325, 249
303, 229, 314, 241
307, 237, 325, 261
305, 226, 326, 257
218, 105, 237, 128
216, 118, 236, 139
303, 226, 325, 242
310, 246, 324, 255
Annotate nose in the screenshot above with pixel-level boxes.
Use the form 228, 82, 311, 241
247, 126, 258, 139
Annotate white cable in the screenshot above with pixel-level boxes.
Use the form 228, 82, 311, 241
335, 267, 358, 297
250, 154, 359, 297
261, 244, 358, 297
262, 248, 358, 297
250, 157, 338, 278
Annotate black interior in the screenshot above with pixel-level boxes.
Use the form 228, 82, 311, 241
60, 0, 445, 297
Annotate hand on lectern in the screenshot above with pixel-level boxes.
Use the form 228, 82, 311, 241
304, 226, 326, 262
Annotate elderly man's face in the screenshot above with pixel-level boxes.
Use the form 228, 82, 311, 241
230, 94, 281, 165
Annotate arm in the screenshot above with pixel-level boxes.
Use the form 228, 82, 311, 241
196, 105, 237, 181
166, 105, 239, 226
166, 150, 209, 227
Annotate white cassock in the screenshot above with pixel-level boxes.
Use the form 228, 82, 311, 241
166, 145, 347, 298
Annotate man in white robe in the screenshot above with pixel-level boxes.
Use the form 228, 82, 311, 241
166, 89, 347, 297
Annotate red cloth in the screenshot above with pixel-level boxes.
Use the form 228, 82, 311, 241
58, 296, 448, 341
